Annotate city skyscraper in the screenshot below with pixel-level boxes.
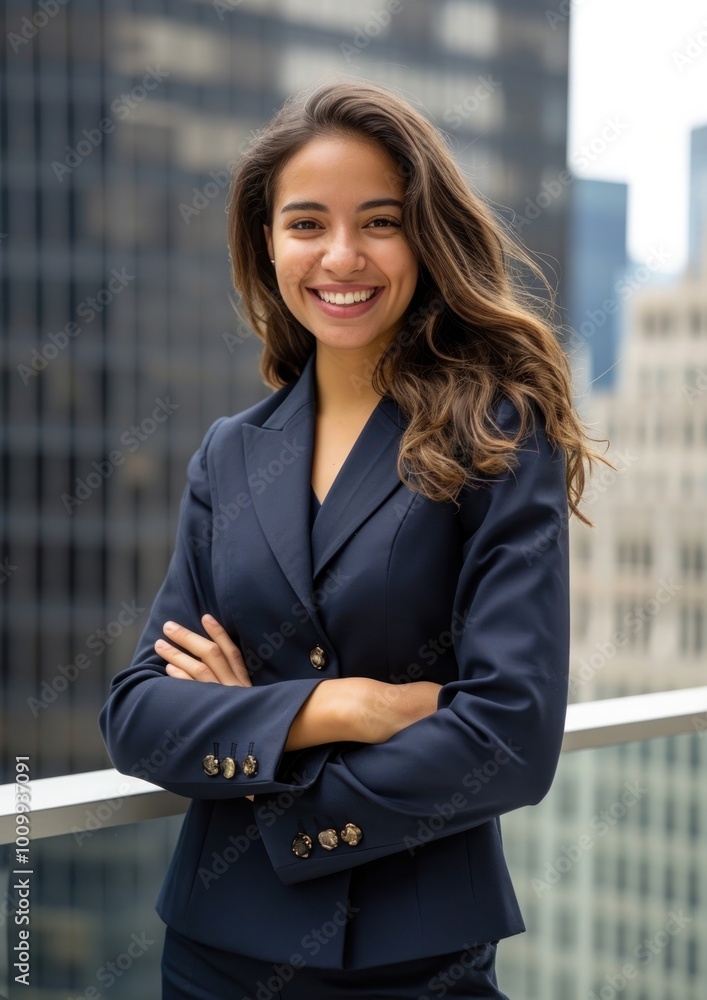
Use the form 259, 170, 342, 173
688, 121, 707, 277
1, 1, 571, 992
1, 0, 571, 780
567, 177, 629, 394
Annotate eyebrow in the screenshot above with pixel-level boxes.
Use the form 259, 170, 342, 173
279, 198, 403, 214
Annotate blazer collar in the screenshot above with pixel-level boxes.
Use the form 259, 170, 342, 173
241, 350, 407, 620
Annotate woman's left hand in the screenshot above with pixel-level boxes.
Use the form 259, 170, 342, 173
155, 614, 252, 687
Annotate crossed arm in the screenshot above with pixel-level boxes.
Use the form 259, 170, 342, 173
155, 613, 443, 798
100, 399, 570, 884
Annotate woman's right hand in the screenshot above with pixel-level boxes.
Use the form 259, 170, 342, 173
355, 678, 443, 744
284, 677, 442, 752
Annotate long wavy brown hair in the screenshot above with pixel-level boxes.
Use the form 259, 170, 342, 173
227, 78, 610, 525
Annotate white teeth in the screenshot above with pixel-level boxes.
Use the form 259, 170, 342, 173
316, 288, 377, 305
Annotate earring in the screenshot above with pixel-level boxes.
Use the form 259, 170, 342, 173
270, 259, 275, 264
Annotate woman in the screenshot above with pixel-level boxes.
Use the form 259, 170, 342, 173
99, 79, 606, 998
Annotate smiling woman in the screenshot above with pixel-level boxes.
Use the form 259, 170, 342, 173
263, 142, 417, 352
99, 78, 611, 1000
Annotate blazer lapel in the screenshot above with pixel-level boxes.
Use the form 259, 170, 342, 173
242, 350, 407, 619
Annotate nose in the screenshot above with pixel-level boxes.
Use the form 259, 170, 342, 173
320, 227, 365, 274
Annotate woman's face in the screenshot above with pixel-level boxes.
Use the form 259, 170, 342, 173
263, 134, 419, 358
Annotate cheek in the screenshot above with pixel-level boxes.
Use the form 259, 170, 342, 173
384, 242, 418, 279
280, 247, 319, 284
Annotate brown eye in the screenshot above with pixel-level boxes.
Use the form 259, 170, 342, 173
367, 217, 401, 228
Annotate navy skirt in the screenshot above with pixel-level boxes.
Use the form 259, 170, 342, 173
161, 924, 510, 999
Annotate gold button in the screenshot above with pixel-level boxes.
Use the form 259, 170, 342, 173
202, 754, 219, 776
318, 828, 339, 851
242, 754, 258, 777
220, 756, 237, 779
292, 833, 313, 858
340, 822, 363, 846
309, 645, 327, 669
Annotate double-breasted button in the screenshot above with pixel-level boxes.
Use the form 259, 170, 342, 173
318, 828, 339, 851
292, 833, 313, 858
340, 822, 363, 846
309, 645, 327, 670
242, 754, 258, 777
202, 754, 220, 776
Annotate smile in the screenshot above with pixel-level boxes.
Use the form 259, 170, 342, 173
306, 286, 383, 317
314, 288, 378, 305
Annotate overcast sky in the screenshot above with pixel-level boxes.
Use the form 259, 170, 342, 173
569, 0, 707, 274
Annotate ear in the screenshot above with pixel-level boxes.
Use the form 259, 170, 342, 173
263, 224, 273, 260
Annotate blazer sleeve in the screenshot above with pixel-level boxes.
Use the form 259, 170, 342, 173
253, 398, 571, 883
97, 416, 330, 800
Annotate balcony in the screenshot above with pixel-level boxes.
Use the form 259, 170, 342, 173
1, 687, 706, 998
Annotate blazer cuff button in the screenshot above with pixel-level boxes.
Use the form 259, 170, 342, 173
309, 645, 326, 669
292, 833, 313, 858
202, 754, 220, 776
242, 754, 258, 777
340, 822, 363, 846
318, 828, 339, 851
220, 756, 237, 778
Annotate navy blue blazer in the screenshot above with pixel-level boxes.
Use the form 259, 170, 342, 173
98, 347, 570, 970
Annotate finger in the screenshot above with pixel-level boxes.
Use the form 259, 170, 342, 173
164, 663, 195, 681
246, 794, 254, 801
155, 639, 220, 683
202, 615, 252, 687
159, 621, 241, 686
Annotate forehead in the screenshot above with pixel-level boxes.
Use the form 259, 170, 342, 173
273, 135, 404, 202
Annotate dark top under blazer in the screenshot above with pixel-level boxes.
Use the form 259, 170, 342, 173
98, 347, 570, 970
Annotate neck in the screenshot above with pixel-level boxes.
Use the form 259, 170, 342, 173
313, 342, 388, 414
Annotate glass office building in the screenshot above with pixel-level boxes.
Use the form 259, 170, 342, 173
1, 0, 570, 779
1, 1, 582, 994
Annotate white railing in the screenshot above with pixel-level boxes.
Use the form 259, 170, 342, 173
2, 686, 707, 845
